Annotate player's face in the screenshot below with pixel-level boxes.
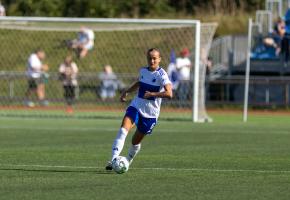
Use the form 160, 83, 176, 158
147, 50, 161, 70
38, 51, 46, 60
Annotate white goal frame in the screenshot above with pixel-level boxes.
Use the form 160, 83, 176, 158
0, 16, 202, 122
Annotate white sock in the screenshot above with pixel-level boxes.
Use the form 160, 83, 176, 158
127, 144, 141, 164
111, 127, 128, 161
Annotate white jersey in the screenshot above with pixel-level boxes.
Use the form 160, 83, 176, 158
130, 66, 171, 118
176, 57, 191, 81
26, 54, 42, 78
79, 28, 95, 50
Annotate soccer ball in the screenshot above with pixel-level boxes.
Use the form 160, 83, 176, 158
112, 156, 130, 174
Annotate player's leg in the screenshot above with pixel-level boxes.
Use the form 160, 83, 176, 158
126, 130, 144, 165
64, 85, 73, 113
111, 116, 134, 160
25, 79, 36, 107
106, 116, 134, 170
79, 48, 88, 59
36, 78, 49, 106
100, 88, 107, 101
106, 106, 137, 170
126, 117, 157, 165
70, 85, 76, 105
108, 90, 116, 101
38, 83, 49, 106
37, 83, 45, 101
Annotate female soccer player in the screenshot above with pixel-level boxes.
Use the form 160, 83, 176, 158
106, 48, 173, 170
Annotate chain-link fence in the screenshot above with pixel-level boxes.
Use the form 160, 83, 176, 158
0, 17, 217, 121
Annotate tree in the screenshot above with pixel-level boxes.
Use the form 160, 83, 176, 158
2, 0, 264, 17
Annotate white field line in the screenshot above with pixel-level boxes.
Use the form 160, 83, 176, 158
0, 163, 290, 174
0, 125, 289, 135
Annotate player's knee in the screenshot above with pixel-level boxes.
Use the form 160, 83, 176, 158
121, 117, 134, 130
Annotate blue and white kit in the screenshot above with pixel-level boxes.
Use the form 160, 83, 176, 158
126, 66, 171, 134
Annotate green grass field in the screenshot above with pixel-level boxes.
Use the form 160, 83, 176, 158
0, 113, 290, 200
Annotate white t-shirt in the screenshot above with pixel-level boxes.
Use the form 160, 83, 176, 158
176, 57, 191, 81
59, 62, 78, 86
0, 4, 5, 16
130, 67, 171, 118
79, 29, 95, 50
26, 54, 43, 78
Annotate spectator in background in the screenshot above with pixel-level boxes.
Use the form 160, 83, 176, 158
25, 49, 49, 107
167, 49, 179, 91
282, 9, 290, 66
0, 1, 5, 16
176, 48, 192, 104
98, 65, 119, 101
59, 55, 78, 114
205, 56, 213, 101
70, 26, 95, 59
263, 36, 281, 56
274, 17, 286, 38
205, 56, 213, 76
269, 17, 285, 57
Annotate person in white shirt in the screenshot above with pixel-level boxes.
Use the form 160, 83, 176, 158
175, 48, 192, 104
98, 65, 119, 101
25, 49, 49, 107
0, 1, 5, 16
59, 55, 78, 114
105, 48, 173, 171
71, 26, 95, 59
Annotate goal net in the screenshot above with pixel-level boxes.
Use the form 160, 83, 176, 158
0, 17, 217, 122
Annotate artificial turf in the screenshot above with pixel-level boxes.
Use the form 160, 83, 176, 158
0, 113, 290, 200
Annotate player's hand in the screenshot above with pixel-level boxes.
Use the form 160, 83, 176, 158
120, 91, 128, 102
42, 64, 49, 72
144, 91, 153, 99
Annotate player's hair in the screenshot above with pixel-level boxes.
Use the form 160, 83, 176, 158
147, 48, 161, 57
35, 48, 44, 54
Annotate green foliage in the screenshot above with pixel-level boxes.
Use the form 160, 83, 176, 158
6, 0, 64, 16
2, 0, 264, 18
1, 0, 265, 35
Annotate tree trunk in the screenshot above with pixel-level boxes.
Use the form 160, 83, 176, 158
132, 0, 139, 18
212, 0, 221, 14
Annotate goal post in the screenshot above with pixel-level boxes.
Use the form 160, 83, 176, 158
194, 23, 218, 122
0, 16, 217, 122
193, 21, 201, 122
244, 18, 253, 122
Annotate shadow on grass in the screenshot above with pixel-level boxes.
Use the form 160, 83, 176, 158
0, 167, 113, 175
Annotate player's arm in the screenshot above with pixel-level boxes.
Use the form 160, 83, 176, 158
120, 80, 140, 102
41, 64, 49, 72
144, 83, 173, 99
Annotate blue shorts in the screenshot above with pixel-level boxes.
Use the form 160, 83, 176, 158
125, 106, 157, 135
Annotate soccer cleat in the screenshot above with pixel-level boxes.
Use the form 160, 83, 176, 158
105, 161, 113, 170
